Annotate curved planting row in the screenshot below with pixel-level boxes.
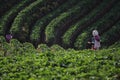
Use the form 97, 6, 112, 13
0, 0, 120, 49
30, 0, 80, 46
54, 0, 102, 45
101, 20, 120, 47
45, 0, 102, 45
10, 0, 45, 42
74, 1, 120, 49
0, 0, 21, 18
62, 0, 111, 47
10, 0, 66, 42
0, 0, 35, 35
70, 0, 119, 47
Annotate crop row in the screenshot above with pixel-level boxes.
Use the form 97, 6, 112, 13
109, 41, 120, 48
45, 0, 102, 44
0, 0, 35, 35
101, 20, 120, 46
9, 0, 48, 42
70, 0, 119, 47
10, 0, 67, 42
62, 0, 112, 46
30, 0, 80, 46
74, 1, 120, 49
0, 38, 120, 79
0, 0, 21, 17
0, 0, 120, 49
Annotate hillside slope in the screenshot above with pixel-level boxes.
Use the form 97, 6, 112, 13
0, 0, 120, 49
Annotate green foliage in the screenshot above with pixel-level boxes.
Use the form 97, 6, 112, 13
10, 0, 44, 41
101, 21, 120, 46
0, 4, 120, 80
30, 0, 80, 42
45, 0, 97, 43
0, 42, 120, 79
109, 41, 120, 48
23, 42, 36, 53
62, 0, 110, 45
74, 2, 120, 49
74, 32, 88, 49
0, 36, 6, 43
37, 44, 50, 53
0, 0, 120, 50
50, 44, 65, 52
0, 37, 37, 56
10, 0, 66, 41
0, 0, 35, 35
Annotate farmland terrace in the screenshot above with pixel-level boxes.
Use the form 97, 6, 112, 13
0, 0, 120, 49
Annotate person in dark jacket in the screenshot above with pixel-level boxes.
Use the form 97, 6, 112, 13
5, 32, 13, 43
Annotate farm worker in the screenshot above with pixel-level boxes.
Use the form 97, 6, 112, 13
5, 32, 13, 43
92, 30, 101, 50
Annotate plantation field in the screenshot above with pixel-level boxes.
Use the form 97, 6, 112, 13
0, 0, 120, 79
0, 0, 120, 49
0, 37, 120, 80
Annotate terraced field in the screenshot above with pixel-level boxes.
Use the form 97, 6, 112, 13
0, 0, 120, 49
0, 1, 120, 79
